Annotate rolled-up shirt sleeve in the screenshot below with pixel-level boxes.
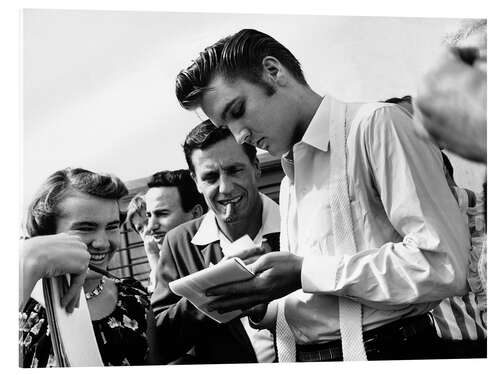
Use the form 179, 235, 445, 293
301, 106, 470, 306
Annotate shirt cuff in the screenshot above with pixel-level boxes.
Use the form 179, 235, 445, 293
301, 255, 342, 293
248, 300, 278, 330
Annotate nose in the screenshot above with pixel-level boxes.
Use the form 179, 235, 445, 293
147, 216, 159, 231
91, 230, 110, 251
219, 174, 234, 194
233, 127, 251, 145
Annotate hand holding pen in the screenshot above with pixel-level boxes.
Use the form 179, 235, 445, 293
20, 233, 90, 313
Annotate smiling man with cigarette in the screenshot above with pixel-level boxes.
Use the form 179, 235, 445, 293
150, 120, 279, 364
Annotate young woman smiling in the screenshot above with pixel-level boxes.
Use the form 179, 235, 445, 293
19, 168, 150, 367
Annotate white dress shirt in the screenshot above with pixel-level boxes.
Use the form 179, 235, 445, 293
261, 95, 470, 345
191, 193, 279, 362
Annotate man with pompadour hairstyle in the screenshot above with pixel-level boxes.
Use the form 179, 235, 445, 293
174, 28, 471, 361
176, 30, 307, 111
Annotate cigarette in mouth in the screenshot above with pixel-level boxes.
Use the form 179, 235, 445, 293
225, 203, 233, 222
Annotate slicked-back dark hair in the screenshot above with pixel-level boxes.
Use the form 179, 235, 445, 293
147, 169, 207, 213
25, 167, 128, 237
183, 119, 258, 175
176, 28, 307, 110
384, 95, 412, 105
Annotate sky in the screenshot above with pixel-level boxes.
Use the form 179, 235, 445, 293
21, 10, 469, 208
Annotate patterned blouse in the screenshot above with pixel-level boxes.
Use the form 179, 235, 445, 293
19, 278, 150, 367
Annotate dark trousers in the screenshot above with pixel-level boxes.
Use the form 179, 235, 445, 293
437, 338, 487, 359
296, 314, 475, 362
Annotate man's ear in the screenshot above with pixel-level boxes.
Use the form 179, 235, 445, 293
254, 159, 261, 179
191, 204, 204, 219
262, 56, 287, 86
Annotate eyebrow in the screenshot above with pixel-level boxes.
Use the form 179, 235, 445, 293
222, 163, 246, 171
71, 221, 97, 227
200, 170, 218, 178
220, 98, 239, 123
149, 207, 171, 214
71, 220, 121, 227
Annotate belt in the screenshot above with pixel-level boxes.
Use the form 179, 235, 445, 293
296, 313, 436, 362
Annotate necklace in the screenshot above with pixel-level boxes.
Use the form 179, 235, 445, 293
85, 278, 105, 300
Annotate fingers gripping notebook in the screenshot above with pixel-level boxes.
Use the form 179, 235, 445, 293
169, 235, 256, 323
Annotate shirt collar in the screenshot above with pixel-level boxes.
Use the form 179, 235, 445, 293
280, 95, 333, 179
191, 193, 280, 249
300, 95, 332, 152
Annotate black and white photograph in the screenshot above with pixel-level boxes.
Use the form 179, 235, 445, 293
5, 1, 494, 373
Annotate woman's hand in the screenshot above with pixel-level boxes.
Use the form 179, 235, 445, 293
20, 233, 90, 313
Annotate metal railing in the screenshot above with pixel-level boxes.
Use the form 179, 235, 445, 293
108, 224, 151, 289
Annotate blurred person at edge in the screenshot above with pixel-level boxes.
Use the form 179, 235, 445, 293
19, 168, 150, 367
415, 19, 486, 163
415, 19, 487, 357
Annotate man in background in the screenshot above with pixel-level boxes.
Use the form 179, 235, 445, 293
144, 170, 207, 247
125, 171, 207, 292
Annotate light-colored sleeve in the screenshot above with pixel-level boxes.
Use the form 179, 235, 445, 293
301, 105, 470, 306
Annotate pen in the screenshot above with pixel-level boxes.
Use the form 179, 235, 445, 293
88, 264, 121, 282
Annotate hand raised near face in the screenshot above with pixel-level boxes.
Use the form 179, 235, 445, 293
21, 233, 90, 313
142, 230, 161, 257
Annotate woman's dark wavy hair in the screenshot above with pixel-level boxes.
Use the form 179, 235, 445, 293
183, 119, 258, 174
176, 28, 307, 110
25, 167, 128, 237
